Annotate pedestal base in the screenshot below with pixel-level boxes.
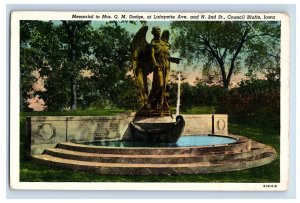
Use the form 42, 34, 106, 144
130, 115, 185, 143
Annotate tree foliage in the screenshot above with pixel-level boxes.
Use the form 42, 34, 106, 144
20, 20, 136, 111
170, 21, 280, 88
218, 74, 280, 128
20, 21, 62, 110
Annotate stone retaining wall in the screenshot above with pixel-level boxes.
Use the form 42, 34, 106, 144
26, 114, 228, 156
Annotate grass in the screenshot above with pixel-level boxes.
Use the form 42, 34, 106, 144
180, 106, 216, 114
19, 110, 280, 183
20, 108, 128, 117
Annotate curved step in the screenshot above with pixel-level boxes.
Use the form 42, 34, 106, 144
43, 147, 263, 164
32, 151, 277, 175
56, 141, 252, 155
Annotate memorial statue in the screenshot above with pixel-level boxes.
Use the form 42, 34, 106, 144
130, 26, 185, 143
131, 26, 180, 116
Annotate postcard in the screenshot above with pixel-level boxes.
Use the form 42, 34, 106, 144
10, 11, 290, 191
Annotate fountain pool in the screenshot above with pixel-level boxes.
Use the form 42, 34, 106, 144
82, 135, 237, 147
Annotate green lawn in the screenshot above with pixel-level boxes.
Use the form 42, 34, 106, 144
173, 106, 216, 114
19, 111, 280, 183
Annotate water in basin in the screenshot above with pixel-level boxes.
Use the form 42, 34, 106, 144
83, 135, 237, 147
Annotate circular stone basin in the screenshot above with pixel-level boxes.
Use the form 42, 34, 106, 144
83, 135, 237, 147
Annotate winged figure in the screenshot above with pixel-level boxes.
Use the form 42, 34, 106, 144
131, 26, 158, 110
131, 26, 181, 116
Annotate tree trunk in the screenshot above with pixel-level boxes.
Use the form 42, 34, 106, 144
63, 21, 78, 111
218, 62, 229, 89
71, 76, 77, 110
223, 80, 229, 89
70, 47, 77, 111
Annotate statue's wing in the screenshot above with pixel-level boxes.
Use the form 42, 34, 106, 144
130, 26, 150, 75
130, 26, 149, 53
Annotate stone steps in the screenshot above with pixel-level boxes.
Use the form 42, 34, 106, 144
32, 151, 276, 175
43, 147, 263, 164
55, 141, 252, 155
31, 138, 277, 175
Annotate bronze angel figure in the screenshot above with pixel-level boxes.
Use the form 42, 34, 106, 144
130, 26, 181, 116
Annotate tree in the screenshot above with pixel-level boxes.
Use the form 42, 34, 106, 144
20, 20, 135, 111
89, 23, 132, 108
217, 74, 280, 128
171, 21, 280, 89
60, 21, 92, 110
20, 20, 95, 111
20, 20, 63, 111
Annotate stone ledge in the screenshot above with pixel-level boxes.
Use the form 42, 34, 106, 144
26, 114, 228, 155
